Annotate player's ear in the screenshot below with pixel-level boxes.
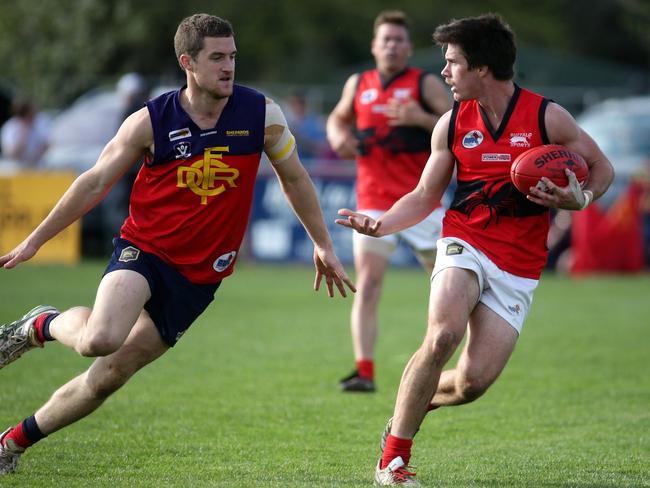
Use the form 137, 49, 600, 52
477, 65, 489, 78
179, 53, 194, 72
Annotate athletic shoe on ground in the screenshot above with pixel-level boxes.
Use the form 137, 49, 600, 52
339, 370, 376, 392
0, 429, 25, 475
374, 456, 420, 486
0, 305, 58, 369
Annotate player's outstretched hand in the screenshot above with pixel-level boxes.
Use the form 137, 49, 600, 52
0, 240, 38, 269
526, 169, 590, 211
335, 209, 383, 237
313, 246, 356, 298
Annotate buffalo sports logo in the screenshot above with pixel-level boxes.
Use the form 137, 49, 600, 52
509, 132, 532, 148
392, 88, 411, 100
177, 146, 239, 205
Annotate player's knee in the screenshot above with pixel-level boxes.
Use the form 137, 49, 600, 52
423, 329, 462, 364
78, 334, 121, 357
457, 375, 490, 403
88, 366, 131, 399
355, 279, 382, 303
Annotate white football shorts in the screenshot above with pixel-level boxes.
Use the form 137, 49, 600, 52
432, 237, 539, 334
352, 207, 445, 259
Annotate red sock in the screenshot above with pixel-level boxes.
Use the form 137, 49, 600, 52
33, 313, 54, 344
356, 359, 374, 380
3, 422, 33, 449
381, 434, 413, 469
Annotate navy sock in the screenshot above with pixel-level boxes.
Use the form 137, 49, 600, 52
42, 313, 59, 342
22, 415, 47, 444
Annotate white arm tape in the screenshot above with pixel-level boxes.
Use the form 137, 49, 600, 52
580, 189, 594, 210
265, 101, 296, 163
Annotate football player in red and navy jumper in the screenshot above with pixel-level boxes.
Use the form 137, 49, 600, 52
0, 14, 354, 476
337, 14, 614, 485
327, 10, 451, 393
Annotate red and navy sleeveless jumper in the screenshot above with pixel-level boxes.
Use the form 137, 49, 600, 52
121, 85, 266, 284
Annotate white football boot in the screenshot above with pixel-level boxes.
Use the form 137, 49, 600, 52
0, 428, 25, 475
374, 456, 420, 486
0, 305, 58, 369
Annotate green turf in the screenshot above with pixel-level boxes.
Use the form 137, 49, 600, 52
0, 262, 648, 487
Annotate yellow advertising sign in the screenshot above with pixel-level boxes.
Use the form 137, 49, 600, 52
0, 171, 80, 264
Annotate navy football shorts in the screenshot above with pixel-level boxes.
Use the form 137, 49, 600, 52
103, 238, 221, 347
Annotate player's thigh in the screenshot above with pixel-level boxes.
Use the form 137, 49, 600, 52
458, 303, 519, 384
87, 269, 152, 344
353, 247, 391, 284
86, 309, 168, 390
428, 266, 480, 334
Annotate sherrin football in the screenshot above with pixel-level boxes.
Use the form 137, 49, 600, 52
510, 144, 589, 194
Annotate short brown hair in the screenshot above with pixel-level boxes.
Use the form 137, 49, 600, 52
174, 13, 234, 61
433, 13, 516, 81
373, 10, 410, 35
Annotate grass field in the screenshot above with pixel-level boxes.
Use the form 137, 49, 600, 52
0, 261, 648, 487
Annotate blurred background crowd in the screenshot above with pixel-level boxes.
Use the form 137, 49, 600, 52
0, 0, 649, 273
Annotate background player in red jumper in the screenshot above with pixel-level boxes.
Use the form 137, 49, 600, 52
0, 13, 354, 476
327, 10, 451, 392
337, 14, 614, 485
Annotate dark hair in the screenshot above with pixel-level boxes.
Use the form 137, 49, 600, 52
373, 10, 411, 35
174, 13, 234, 61
433, 13, 516, 81
11, 98, 35, 118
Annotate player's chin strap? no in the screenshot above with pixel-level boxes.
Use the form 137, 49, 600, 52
567, 170, 593, 210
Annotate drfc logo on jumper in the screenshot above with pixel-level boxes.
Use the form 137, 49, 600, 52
177, 146, 239, 205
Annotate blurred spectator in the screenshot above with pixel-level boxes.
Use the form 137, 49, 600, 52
571, 179, 645, 274
0, 97, 51, 167
0, 88, 11, 153
97, 72, 150, 255
637, 163, 650, 267
117, 72, 149, 120
284, 91, 331, 161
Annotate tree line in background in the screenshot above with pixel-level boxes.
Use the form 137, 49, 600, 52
0, 0, 648, 108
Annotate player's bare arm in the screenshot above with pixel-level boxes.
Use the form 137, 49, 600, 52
385, 73, 452, 130
527, 102, 614, 210
337, 110, 454, 236
0, 108, 152, 269
326, 74, 360, 159
265, 99, 355, 298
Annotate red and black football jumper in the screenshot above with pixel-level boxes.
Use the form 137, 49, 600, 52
353, 67, 440, 210
443, 85, 552, 279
